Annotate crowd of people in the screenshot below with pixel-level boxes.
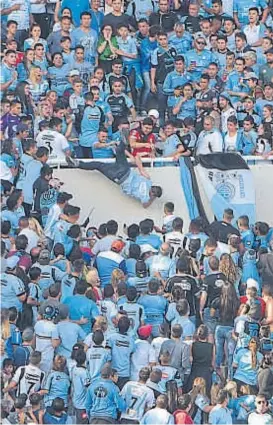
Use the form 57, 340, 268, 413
1, 0, 273, 161
1, 0, 273, 424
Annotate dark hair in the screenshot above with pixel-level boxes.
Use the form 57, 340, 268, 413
104, 284, 114, 298
1, 220, 11, 235
92, 330, 104, 345
29, 266, 41, 281
52, 397, 65, 413
53, 243, 65, 257
75, 280, 88, 295
219, 281, 240, 323
172, 217, 183, 231
128, 243, 141, 260
15, 234, 28, 250
196, 324, 209, 340
126, 286, 137, 302
106, 220, 118, 235
118, 316, 130, 333
177, 394, 192, 410
74, 349, 86, 366
148, 278, 160, 294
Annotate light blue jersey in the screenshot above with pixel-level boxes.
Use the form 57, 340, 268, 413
44, 370, 70, 407
0, 272, 25, 311
120, 170, 152, 205
107, 332, 135, 377
163, 71, 192, 107
60, 274, 79, 302
154, 365, 182, 393
63, 294, 99, 335
56, 321, 86, 358
127, 276, 151, 294
138, 294, 168, 334
16, 154, 42, 205
86, 345, 111, 380
86, 378, 126, 419
71, 28, 98, 64
168, 33, 192, 54
209, 405, 233, 425
79, 105, 103, 147
52, 219, 73, 256
233, 0, 267, 26
71, 366, 91, 410
121, 381, 155, 422
48, 64, 70, 96
119, 301, 146, 336
233, 348, 263, 386
185, 49, 216, 81
0, 62, 17, 99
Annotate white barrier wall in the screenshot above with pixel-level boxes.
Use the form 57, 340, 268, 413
53, 160, 273, 229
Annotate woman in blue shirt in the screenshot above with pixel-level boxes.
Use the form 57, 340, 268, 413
23, 23, 48, 53
172, 83, 197, 123
17, 48, 34, 82
0, 140, 18, 183
233, 337, 263, 393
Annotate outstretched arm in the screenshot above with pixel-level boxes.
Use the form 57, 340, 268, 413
125, 150, 151, 179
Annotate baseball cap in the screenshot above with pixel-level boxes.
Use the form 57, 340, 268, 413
138, 325, 152, 338
246, 278, 259, 291
68, 69, 80, 77
111, 240, 125, 253
16, 123, 29, 133
6, 256, 20, 270
219, 91, 232, 103
57, 192, 73, 203
148, 109, 159, 120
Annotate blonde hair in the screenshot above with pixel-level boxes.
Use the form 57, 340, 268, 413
28, 217, 44, 238
219, 253, 237, 285
224, 381, 237, 398
86, 267, 99, 286
93, 316, 108, 332
29, 65, 41, 84
110, 269, 125, 289
240, 384, 251, 395
1, 309, 10, 340
211, 383, 222, 405
249, 338, 258, 369
192, 377, 206, 396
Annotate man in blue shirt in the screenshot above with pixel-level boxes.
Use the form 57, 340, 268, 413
63, 280, 99, 335
138, 279, 168, 337
71, 12, 98, 64
66, 141, 162, 207
79, 91, 105, 158
60, 259, 84, 302
169, 23, 192, 54
86, 364, 126, 421
226, 56, 250, 104
185, 34, 215, 82
163, 55, 192, 110
233, 0, 269, 28
107, 316, 136, 389
16, 139, 42, 217
95, 240, 127, 288
237, 215, 255, 249
140, 26, 158, 112
0, 49, 17, 99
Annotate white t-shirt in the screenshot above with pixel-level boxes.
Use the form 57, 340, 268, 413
36, 129, 69, 162
224, 133, 237, 152
44, 204, 62, 239
19, 228, 40, 253
130, 340, 156, 381
165, 231, 184, 256
12, 364, 45, 404
196, 130, 223, 155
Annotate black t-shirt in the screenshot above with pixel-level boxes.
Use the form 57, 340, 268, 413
153, 47, 177, 83
201, 272, 226, 308
165, 274, 200, 316
149, 11, 179, 33
183, 16, 201, 34
102, 13, 135, 34
208, 220, 240, 244
33, 177, 50, 213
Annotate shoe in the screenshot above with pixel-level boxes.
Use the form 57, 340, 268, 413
66, 156, 79, 168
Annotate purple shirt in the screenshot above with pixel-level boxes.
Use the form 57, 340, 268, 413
0, 113, 20, 139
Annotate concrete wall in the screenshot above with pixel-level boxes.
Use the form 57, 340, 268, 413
54, 162, 273, 231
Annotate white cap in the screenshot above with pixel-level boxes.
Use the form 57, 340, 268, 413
246, 278, 259, 291
148, 109, 159, 120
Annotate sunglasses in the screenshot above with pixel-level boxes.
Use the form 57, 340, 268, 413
197, 41, 206, 45
257, 400, 266, 404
